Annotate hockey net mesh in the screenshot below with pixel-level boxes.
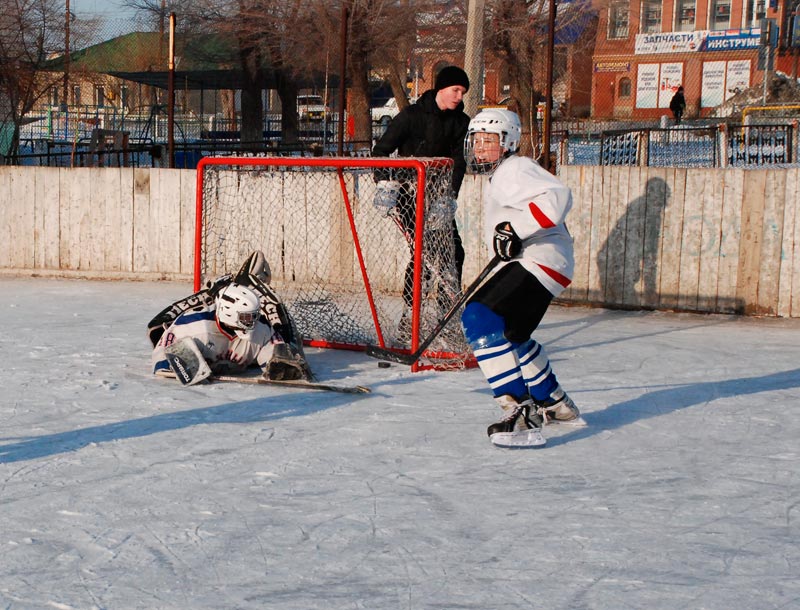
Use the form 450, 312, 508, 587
196, 157, 473, 370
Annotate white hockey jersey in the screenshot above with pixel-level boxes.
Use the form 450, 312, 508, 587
483, 154, 574, 297
152, 303, 275, 377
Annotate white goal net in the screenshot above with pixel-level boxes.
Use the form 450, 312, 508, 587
195, 157, 474, 370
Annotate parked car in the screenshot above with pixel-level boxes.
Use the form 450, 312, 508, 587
371, 97, 416, 125
297, 95, 330, 121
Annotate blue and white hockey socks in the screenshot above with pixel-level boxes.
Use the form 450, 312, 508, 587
462, 302, 559, 402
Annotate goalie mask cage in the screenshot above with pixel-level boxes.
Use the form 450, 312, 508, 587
194, 156, 475, 371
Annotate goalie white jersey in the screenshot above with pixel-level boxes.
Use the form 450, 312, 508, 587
152, 302, 274, 377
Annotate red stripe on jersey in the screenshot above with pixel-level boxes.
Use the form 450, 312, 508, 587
537, 263, 572, 288
528, 201, 556, 228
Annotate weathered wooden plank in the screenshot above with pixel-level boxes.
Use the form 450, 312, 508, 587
697, 169, 723, 311
602, 166, 628, 305
778, 168, 799, 317
0, 169, 11, 268
586, 165, 607, 303
9, 166, 34, 268
179, 169, 196, 276
34, 167, 61, 269
641, 167, 669, 309
84, 167, 105, 271
150, 169, 183, 273
677, 168, 707, 311
757, 169, 786, 315
657, 168, 685, 309
621, 165, 646, 307
736, 170, 767, 314
717, 169, 744, 313
131, 168, 152, 272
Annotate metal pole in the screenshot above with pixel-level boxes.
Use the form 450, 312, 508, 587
464, 0, 485, 118
542, 0, 556, 172
168, 12, 176, 168
63, 0, 70, 138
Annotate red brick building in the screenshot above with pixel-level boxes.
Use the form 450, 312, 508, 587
591, 0, 799, 120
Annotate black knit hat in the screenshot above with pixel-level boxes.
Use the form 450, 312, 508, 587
434, 66, 470, 93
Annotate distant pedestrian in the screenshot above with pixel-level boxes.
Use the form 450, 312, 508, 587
669, 86, 686, 125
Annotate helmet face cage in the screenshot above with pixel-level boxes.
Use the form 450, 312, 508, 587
464, 108, 522, 175
216, 283, 261, 330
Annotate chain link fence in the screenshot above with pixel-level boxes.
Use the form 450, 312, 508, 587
7, 2, 800, 169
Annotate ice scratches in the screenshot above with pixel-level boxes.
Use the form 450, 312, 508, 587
787, 499, 800, 528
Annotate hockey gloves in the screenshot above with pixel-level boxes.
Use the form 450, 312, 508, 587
493, 222, 522, 261
373, 180, 401, 216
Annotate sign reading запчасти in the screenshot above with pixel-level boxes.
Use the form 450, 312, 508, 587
634, 28, 760, 55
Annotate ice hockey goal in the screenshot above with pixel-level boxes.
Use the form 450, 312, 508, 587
194, 156, 473, 370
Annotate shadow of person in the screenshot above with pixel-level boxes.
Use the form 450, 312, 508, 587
597, 177, 671, 306
544, 367, 800, 447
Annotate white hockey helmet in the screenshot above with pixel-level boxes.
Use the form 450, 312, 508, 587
216, 283, 261, 330
464, 108, 522, 174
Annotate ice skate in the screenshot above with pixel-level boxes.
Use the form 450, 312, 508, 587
536, 388, 586, 427
487, 395, 545, 448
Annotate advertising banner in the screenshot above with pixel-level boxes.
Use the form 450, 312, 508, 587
701, 61, 726, 107
636, 64, 660, 108
635, 31, 706, 54
658, 63, 684, 108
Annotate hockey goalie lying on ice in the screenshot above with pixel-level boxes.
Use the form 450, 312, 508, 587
147, 251, 312, 386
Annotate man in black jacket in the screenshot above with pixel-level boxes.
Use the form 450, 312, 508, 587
669, 86, 686, 125
371, 66, 470, 337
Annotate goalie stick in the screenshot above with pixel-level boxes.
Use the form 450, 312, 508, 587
211, 374, 370, 394
365, 255, 501, 365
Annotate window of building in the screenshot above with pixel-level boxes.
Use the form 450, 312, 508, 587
72, 85, 81, 106
710, 0, 731, 30
743, 0, 766, 28
608, 1, 629, 39
94, 85, 105, 108
120, 86, 129, 108
641, 1, 662, 33
675, 0, 696, 32
619, 78, 632, 98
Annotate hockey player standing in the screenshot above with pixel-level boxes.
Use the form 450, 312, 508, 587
460, 109, 584, 448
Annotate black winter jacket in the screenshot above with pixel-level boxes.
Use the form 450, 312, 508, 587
372, 89, 470, 196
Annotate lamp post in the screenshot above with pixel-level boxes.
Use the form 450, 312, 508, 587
167, 12, 176, 168
542, 0, 556, 172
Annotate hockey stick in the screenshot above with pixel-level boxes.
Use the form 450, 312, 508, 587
211, 375, 370, 394
365, 255, 501, 365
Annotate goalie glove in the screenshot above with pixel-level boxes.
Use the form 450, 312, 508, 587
373, 180, 401, 216
493, 222, 522, 261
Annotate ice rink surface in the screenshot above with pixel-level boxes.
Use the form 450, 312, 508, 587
1, 277, 799, 610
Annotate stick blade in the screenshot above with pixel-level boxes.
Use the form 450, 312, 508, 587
364, 344, 418, 365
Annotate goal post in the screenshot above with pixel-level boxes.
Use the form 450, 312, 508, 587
194, 156, 474, 371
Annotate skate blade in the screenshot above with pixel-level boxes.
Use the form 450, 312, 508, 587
544, 416, 588, 428
490, 429, 546, 448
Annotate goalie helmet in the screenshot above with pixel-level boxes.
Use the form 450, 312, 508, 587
216, 283, 261, 330
464, 108, 522, 175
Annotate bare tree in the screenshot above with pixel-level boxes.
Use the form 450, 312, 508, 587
0, 0, 66, 159
485, 0, 595, 157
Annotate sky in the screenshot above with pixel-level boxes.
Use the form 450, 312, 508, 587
1, 277, 799, 609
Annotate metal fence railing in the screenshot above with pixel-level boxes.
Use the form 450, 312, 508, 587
6, 107, 800, 170
565, 122, 797, 169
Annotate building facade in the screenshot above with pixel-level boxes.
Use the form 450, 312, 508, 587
592, 0, 799, 120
